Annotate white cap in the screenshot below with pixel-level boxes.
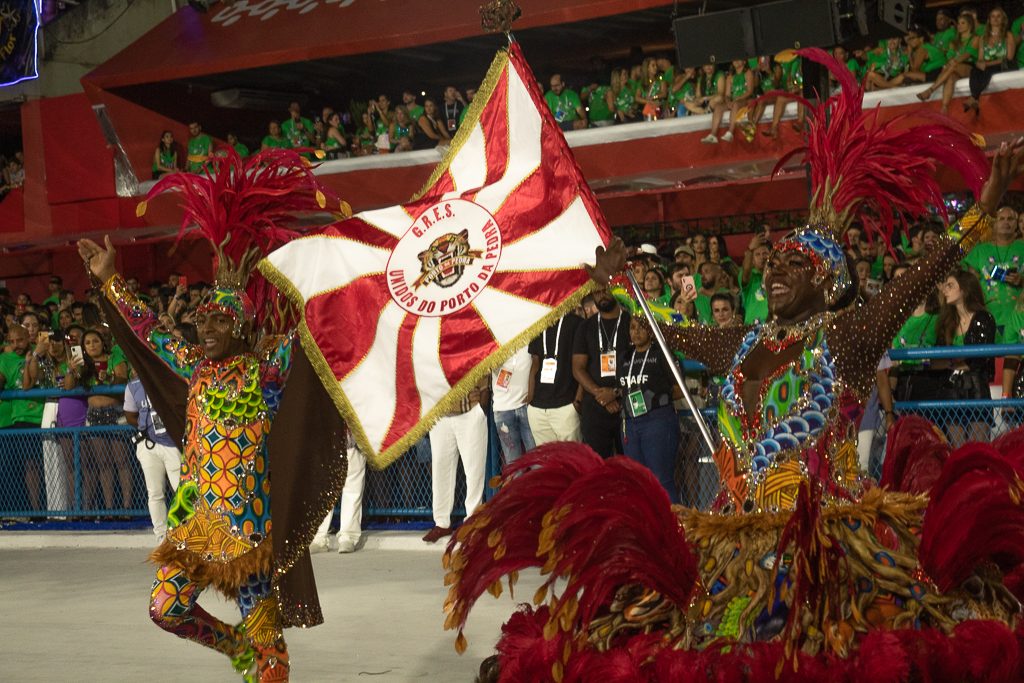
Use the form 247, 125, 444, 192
638, 243, 658, 256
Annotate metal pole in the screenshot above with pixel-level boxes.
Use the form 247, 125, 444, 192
624, 270, 718, 454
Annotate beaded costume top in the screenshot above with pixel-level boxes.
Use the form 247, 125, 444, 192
662, 208, 990, 513
104, 274, 291, 563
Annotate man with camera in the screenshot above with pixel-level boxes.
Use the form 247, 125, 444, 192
963, 205, 1024, 337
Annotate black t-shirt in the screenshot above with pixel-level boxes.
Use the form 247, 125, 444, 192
528, 314, 582, 409
572, 310, 631, 409
616, 344, 677, 418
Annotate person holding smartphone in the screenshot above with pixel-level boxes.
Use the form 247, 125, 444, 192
962, 205, 1024, 338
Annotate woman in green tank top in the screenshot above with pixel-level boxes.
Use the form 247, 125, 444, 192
670, 67, 703, 117
763, 55, 806, 138
322, 112, 348, 158
917, 11, 979, 114
695, 63, 724, 115
151, 131, 178, 180
611, 68, 638, 123
388, 106, 417, 152
635, 57, 667, 120
748, 56, 782, 133
965, 7, 1018, 113
865, 36, 910, 90
702, 59, 753, 144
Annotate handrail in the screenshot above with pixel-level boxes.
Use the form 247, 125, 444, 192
895, 398, 1024, 410
889, 344, 1024, 361
0, 385, 128, 400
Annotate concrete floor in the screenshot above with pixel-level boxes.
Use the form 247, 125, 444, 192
0, 531, 541, 682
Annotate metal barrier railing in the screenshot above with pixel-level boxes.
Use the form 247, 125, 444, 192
10, 342, 1021, 524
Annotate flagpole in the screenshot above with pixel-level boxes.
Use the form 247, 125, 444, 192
624, 270, 718, 455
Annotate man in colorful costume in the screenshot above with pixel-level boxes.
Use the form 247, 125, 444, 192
78, 149, 349, 682
444, 50, 1024, 681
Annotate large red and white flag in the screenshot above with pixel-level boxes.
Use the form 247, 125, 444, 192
260, 42, 611, 466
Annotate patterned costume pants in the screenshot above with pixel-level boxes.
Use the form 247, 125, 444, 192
150, 563, 289, 681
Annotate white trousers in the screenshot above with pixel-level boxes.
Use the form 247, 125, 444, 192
314, 446, 366, 543
429, 407, 488, 529
136, 441, 181, 538
41, 402, 68, 511
527, 403, 581, 445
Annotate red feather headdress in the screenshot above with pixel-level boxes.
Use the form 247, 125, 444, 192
765, 48, 988, 305
137, 147, 349, 334
774, 48, 988, 240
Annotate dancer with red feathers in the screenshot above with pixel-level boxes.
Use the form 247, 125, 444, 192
77, 149, 350, 682
444, 49, 1024, 682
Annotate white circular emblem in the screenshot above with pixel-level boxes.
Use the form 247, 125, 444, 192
385, 199, 503, 317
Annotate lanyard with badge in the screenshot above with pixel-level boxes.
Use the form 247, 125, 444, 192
598, 313, 622, 378
539, 318, 564, 384
624, 348, 651, 417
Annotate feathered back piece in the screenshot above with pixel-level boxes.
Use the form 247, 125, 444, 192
138, 147, 350, 334
777, 47, 989, 241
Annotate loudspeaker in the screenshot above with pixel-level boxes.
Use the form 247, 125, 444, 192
879, 0, 912, 33
673, 9, 756, 67
753, 0, 841, 54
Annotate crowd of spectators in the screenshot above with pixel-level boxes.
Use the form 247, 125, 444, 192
139, 4, 1024, 175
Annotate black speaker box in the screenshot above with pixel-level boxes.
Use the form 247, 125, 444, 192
753, 0, 841, 54
673, 9, 756, 67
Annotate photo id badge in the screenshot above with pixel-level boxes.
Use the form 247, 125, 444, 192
540, 358, 558, 384
496, 368, 513, 389
627, 390, 647, 417
600, 352, 616, 377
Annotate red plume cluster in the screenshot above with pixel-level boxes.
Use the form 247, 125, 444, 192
768, 47, 989, 243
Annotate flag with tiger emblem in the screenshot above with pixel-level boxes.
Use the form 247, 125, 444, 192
260, 42, 612, 466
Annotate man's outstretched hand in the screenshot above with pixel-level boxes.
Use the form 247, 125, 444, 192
586, 236, 626, 284
77, 236, 118, 284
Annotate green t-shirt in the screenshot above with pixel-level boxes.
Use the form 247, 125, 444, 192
109, 345, 130, 378
153, 147, 176, 174
931, 26, 957, 54
963, 240, 1024, 331
999, 308, 1024, 344
262, 135, 290, 150
0, 352, 42, 426
587, 85, 613, 122
740, 270, 768, 325
233, 142, 250, 158
695, 294, 713, 325
407, 104, 425, 122
282, 117, 314, 148
669, 80, 696, 109
187, 134, 213, 173
1016, 16, 1024, 67
921, 43, 947, 73
544, 89, 583, 123
892, 312, 938, 367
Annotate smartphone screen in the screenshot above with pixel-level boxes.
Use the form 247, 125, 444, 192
179, 275, 188, 289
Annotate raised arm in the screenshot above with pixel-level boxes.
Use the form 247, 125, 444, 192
78, 236, 203, 380
830, 139, 1024, 394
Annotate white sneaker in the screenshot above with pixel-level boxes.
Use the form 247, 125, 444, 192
337, 537, 357, 554
700, 133, 718, 144
310, 537, 332, 554
721, 131, 734, 142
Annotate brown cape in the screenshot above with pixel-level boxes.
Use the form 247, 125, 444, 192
101, 296, 348, 627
